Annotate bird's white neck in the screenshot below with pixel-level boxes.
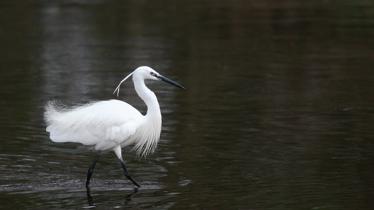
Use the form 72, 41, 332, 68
133, 75, 161, 119
132, 75, 162, 157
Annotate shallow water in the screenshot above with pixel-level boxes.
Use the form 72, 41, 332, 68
0, 1, 374, 209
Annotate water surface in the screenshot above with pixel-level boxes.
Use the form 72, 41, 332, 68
0, 1, 374, 209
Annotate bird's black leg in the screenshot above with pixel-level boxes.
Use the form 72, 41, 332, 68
86, 155, 100, 188
118, 159, 140, 188
86, 184, 95, 207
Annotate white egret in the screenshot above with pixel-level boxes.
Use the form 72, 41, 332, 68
44, 66, 185, 188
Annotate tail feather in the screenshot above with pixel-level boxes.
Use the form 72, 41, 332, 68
44, 101, 68, 142
44, 101, 59, 124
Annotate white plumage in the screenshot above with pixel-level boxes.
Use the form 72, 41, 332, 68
45, 100, 145, 152
44, 66, 176, 157
44, 66, 184, 188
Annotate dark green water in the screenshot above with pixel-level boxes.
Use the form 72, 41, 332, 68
0, 1, 374, 209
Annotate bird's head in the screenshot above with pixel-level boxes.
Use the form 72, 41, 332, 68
113, 66, 185, 97
135, 66, 185, 89
134, 66, 160, 80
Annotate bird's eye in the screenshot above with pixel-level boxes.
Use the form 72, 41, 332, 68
150, 72, 157, 77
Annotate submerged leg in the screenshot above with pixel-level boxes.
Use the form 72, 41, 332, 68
114, 146, 140, 188
86, 155, 100, 188
86, 184, 95, 207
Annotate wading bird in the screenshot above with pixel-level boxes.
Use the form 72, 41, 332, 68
44, 66, 184, 188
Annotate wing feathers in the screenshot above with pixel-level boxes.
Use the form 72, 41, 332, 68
44, 100, 143, 150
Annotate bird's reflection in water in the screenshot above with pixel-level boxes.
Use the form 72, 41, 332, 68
86, 187, 139, 208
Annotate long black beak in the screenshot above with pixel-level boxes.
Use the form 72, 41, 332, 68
157, 75, 185, 89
